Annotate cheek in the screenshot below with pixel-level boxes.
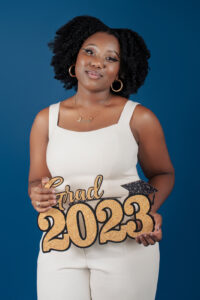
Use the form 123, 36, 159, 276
75, 56, 85, 69
105, 63, 120, 79
75, 58, 86, 78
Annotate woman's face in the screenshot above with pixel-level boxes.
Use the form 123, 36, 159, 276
74, 31, 121, 92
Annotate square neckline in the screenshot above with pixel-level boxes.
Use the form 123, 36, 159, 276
56, 100, 131, 134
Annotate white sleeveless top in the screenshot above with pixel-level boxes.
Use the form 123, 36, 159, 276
46, 99, 141, 215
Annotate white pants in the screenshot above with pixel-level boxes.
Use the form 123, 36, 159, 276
37, 235, 160, 300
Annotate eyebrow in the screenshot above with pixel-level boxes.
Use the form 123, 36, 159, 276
84, 43, 120, 58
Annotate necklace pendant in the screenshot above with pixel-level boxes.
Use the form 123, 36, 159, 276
77, 116, 82, 122
76, 116, 94, 123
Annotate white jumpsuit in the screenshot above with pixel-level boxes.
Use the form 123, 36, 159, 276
37, 99, 160, 300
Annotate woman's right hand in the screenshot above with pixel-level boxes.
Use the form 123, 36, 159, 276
30, 177, 58, 213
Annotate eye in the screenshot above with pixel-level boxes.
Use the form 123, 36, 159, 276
106, 57, 118, 62
83, 48, 119, 62
83, 48, 94, 55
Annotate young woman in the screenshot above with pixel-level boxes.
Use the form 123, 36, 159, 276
28, 15, 175, 300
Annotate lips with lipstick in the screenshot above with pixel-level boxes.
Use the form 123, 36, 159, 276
85, 70, 103, 79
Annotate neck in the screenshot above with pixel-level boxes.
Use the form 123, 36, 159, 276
74, 85, 112, 108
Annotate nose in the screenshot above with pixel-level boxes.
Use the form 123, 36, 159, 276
90, 56, 105, 68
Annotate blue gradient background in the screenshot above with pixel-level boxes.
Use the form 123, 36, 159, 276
0, 1, 199, 299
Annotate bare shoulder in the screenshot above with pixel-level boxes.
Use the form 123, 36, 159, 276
32, 97, 71, 135
31, 105, 50, 139
132, 103, 161, 126
130, 103, 163, 144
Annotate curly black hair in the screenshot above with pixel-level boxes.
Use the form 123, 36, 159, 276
48, 15, 151, 99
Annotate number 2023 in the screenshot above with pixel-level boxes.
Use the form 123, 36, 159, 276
38, 194, 155, 253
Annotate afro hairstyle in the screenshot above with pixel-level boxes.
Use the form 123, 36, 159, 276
47, 15, 151, 98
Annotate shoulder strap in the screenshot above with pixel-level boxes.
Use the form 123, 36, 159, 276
48, 101, 60, 139
118, 100, 141, 125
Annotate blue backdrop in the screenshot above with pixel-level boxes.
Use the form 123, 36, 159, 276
0, 1, 199, 299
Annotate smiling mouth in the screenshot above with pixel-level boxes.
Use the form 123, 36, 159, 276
85, 71, 103, 79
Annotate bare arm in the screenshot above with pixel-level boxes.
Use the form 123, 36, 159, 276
129, 104, 175, 246
28, 107, 57, 212
130, 104, 175, 213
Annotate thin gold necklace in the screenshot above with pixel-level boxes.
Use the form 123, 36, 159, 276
74, 93, 111, 123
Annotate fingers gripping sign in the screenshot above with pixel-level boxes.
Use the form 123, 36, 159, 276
30, 176, 58, 213
135, 212, 162, 246
35, 177, 51, 208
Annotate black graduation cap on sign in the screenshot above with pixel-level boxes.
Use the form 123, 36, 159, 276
121, 180, 158, 204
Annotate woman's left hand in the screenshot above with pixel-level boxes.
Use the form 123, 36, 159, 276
135, 212, 162, 246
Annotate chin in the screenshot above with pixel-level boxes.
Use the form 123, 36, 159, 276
80, 82, 105, 92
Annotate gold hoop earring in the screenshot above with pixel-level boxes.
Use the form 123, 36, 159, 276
111, 79, 123, 92
69, 64, 76, 77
